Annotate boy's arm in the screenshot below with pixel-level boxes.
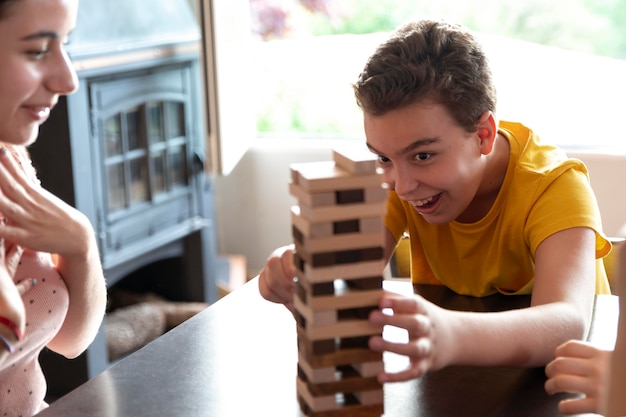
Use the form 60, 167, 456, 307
369, 226, 596, 382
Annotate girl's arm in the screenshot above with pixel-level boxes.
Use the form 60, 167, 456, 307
0, 148, 106, 358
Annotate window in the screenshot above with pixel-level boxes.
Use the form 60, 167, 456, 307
200, 0, 626, 172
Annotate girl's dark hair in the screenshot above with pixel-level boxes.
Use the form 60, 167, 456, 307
0, 0, 20, 20
353, 19, 497, 133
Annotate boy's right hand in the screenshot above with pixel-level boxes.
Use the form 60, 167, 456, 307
258, 244, 296, 313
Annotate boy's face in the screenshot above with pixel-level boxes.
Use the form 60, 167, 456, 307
365, 101, 496, 225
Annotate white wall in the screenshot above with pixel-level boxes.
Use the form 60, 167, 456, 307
213, 138, 337, 277
214, 140, 626, 278
567, 151, 626, 238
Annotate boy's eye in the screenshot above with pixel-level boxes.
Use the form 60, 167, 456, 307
377, 155, 390, 164
415, 152, 431, 161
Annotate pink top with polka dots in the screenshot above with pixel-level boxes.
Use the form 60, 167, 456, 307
0, 147, 70, 416
0, 251, 69, 416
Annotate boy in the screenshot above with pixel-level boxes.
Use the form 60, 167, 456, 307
259, 19, 611, 383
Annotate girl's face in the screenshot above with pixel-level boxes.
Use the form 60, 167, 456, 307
0, 0, 78, 146
365, 101, 498, 225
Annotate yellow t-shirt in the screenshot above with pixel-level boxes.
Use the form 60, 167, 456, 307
385, 121, 611, 296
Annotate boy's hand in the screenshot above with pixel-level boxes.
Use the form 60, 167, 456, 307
258, 244, 296, 313
368, 293, 450, 383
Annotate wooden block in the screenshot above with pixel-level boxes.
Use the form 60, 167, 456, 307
298, 399, 384, 417
295, 297, 379, 335
290, 182, 388, 208
289, 183, 336, 207
298, 356, 384, 384
299, 200, 386, 223
354, 217, 386, 234
295, 305, 337, 327
352, 361, 385, 378
295, 257, 387, 284
291, 206, 384, 238
295, 279, 334, 300
295, 243, 384, 268
354, 388, 385, 406
296, 375, 384, 412
298, 356, 336, 383
309, 247, 384, 267
298, 334, 382, 368
332, 147, 378, 175
298, 317, 382, 341
299, 365, 382, 396
297, 376, 336, 412
293, 227, 385, 253
295, 279, 384, 311
290, 161, 382, 193
297, 382, 384, 417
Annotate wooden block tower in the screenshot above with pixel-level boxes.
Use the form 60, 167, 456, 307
289, 147, 387, 417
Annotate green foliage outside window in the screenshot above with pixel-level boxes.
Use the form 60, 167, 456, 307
251, 0, 626, 137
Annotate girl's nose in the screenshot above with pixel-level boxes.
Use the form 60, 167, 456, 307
47, 48, 78, 95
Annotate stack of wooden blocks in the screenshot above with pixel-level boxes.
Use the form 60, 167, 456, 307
290, 148, 388, 417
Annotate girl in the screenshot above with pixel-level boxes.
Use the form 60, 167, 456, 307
0, 0, 107, 415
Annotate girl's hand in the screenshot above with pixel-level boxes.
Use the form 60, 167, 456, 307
545, 340, 611, 415
0, 237, 33, 355
0, 147, 92, 260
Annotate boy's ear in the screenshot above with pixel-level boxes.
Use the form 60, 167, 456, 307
477, 111, 497, 154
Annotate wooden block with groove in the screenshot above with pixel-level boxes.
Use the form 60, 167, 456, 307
297, 376, 384, 414
295, 278, 385, 310
298, 334, 382, 368
332, 147, 378, 175
298, 355, 384, 384
290, 161, 382, 193
294, 253, 386, 284
291, 206, 384, 238
289, 181, 387, 208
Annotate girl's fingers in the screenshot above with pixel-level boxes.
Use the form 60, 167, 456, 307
545, 373, 597, 396
558, 396, 599, 416
554, 340, 597, 359
545, 356, 593, 379
15, 278, 36, 296
4, 244, 23, 277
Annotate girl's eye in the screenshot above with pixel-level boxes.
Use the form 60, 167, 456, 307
28, 49, 48, 60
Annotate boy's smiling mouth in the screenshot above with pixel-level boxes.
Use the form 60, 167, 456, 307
410, 193, 442, 210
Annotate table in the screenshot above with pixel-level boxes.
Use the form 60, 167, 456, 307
36, 278, 618, 417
